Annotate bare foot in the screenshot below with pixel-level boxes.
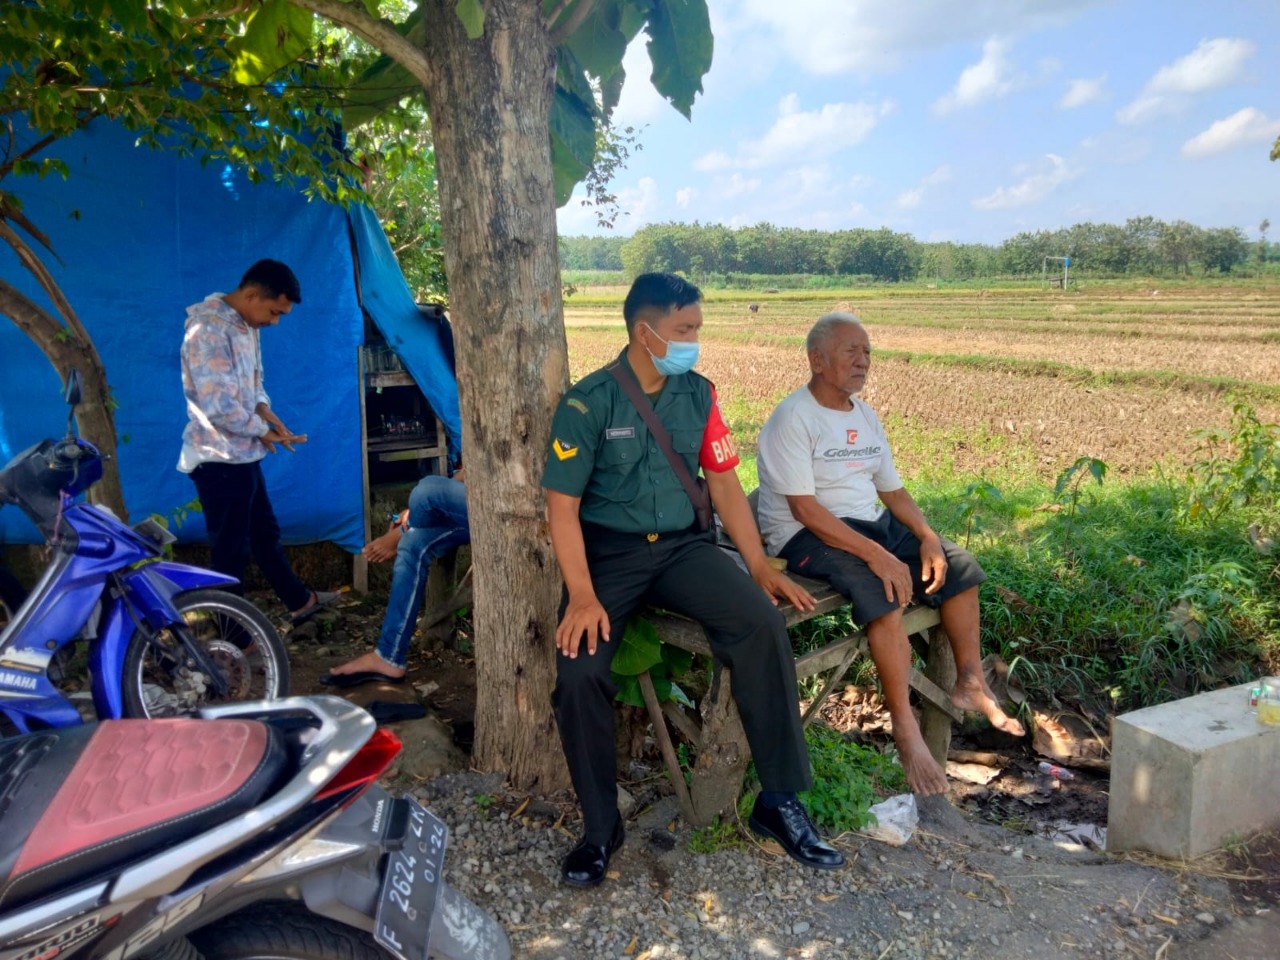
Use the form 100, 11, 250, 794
951, 672, 1026, 737
896, 735, 949, 796
362, 522, 403, 563
326, 650, 406, 679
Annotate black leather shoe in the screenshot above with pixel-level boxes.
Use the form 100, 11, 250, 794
748, 796, 845, 870
561, 817, 626, 887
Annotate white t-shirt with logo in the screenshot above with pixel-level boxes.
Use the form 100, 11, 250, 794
756, 386, 903, 555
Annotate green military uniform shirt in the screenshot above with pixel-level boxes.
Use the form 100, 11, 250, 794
542, 351, 714, 534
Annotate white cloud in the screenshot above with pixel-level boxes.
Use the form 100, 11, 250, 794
897, 165, 952, 208
1182, 107, 1280, 158
694, 95, 892, 171
972, 154, 1080, 210
923, 165, 953, 186
934, 37, 1019, 114
720, 174, 761, 199
733, 0, 1105, 76
694, 150, 733, 173
897, 187, 925, 210
555, 189, 600, 235
717, 164, 875, 230
1117, 38, 1255, 125
1147, 37, 1255, 94
616, 177, 660, 226
675, 187, 697, 209
1060, 75, 1107, 109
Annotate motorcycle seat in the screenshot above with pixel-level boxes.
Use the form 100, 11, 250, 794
0, 717, 289, 911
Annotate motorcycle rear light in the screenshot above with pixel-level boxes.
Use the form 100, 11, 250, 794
315, 727, 403, 801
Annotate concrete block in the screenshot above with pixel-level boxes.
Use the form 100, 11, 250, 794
1108, 682, 1280, 858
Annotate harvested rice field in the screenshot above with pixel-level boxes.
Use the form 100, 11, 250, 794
563, 283, 1280, 485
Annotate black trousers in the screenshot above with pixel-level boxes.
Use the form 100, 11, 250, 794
189, 460, 311, 611
553, 525, 812, 843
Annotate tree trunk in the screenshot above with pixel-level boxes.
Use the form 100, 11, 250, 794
418, 0, 568, 791
0, 277, 128, 520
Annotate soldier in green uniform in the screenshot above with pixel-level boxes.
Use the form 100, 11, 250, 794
543, 273, 845, 887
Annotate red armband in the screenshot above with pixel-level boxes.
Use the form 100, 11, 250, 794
699, 386, 740, 473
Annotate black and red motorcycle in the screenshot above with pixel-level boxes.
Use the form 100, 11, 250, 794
0, 696, 509, 960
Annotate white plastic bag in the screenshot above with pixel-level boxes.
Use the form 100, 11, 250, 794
859, 793, 918, 846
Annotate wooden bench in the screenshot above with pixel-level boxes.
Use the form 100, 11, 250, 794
636, 555, 962, 827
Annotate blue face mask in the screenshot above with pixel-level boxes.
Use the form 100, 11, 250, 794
644, 323, 700, 376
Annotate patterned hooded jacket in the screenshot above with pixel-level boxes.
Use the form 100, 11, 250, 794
177, 294, 271, 472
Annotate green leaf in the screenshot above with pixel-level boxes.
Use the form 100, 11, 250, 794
600, 65, 626, 116
455, 0, 485, 39
643, 0, 713, 119
613, 672, 672, 707
565, 0, 629, 80
227, 0, 314, 85
342, 10, 427, 128
550, 86, 597, 206
557, 46, 601, 119
611, 616, 664, 675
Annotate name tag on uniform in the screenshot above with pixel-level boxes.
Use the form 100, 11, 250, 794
605, 427, 636, 440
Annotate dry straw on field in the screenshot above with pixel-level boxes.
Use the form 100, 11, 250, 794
564, 286, 1280, 482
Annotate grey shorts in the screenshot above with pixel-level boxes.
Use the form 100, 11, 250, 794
777, 511, 985, 626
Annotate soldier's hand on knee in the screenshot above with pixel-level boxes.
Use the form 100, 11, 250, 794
556, 597, 611, 658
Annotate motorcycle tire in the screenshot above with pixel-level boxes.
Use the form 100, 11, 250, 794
121, 588, 290, 718
190, 905, 391, 960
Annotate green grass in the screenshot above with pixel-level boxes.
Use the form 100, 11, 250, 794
917, 476, 1279, 711
733, 460, 1279, 714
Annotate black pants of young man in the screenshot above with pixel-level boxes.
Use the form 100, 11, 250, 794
553, 524, 812, 844
189, 460, 311, 611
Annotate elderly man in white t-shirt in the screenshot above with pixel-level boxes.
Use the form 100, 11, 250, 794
757, 312, 1024, 796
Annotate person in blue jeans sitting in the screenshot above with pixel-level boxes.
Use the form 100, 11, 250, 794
321, 470, 470, 687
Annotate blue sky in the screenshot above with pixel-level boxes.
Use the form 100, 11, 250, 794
555, 0, 1280, 244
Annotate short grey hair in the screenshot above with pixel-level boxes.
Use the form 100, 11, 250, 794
806, 311, 863, 356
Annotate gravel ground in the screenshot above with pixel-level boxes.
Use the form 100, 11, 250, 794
414, 771, 1277, 960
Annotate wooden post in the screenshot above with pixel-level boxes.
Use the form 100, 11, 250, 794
920, 625, 957, 766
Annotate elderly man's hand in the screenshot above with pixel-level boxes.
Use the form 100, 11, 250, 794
919, 534, 948, 595
867, 548, 913, 608
752, 565, 817, 612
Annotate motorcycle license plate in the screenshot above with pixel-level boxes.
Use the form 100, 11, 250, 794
374, 799, 449, 960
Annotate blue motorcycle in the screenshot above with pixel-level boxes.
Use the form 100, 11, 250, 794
0, 372, 289, 732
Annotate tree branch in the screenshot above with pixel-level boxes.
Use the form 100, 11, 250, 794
548, 0, 597, 45
287, 0, 434, 88
0, 274, 62, 352
0, 218, 93, 347
0, 199, 57, 259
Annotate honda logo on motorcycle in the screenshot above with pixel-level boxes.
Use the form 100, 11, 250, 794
11, 912, 117, 960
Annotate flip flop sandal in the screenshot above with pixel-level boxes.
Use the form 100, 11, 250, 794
290, 590, 342, 625
366, 701, 427, 724
318, 670, 407, 688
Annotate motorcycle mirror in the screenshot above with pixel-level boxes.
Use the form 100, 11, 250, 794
63, 370, 83, 407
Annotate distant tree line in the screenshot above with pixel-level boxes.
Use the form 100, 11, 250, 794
559, 218, 1276, 281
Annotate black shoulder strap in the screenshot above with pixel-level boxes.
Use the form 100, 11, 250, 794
608, 361, 710, 518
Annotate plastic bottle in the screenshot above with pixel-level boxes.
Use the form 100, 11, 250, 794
1037, 761, 1076, 781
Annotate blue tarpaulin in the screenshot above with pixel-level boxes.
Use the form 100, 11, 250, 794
0, 119, 459, 551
